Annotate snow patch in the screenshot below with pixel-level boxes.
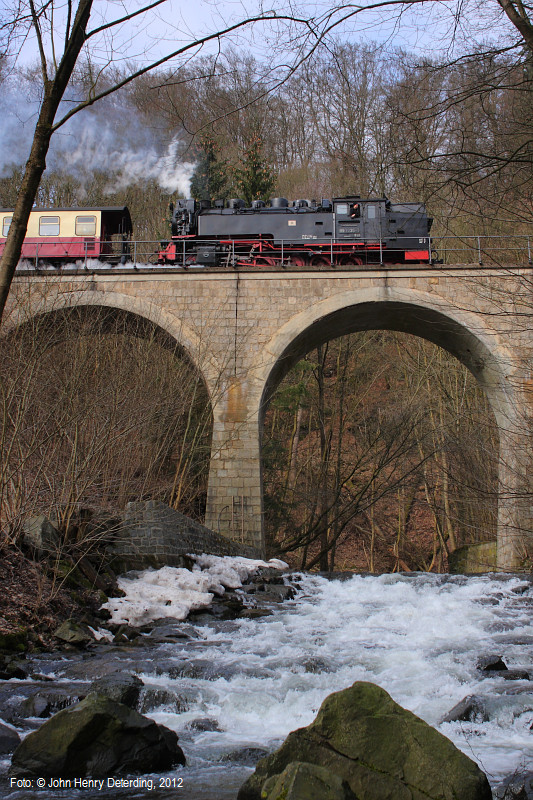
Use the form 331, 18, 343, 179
102, 555, 287, 627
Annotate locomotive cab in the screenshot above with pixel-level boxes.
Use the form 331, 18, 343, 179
334, 198, 384, 242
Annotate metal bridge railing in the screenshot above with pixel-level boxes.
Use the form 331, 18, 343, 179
13, 234, 533, 270
429, 234, 533, 266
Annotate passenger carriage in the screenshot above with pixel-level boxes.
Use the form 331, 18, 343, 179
0, 207, 132, 266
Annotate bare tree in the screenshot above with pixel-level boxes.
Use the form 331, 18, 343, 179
0, 0, 316, 321
1, 0, 532, 324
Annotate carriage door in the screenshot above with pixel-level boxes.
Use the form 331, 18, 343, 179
364, 202, 382, 242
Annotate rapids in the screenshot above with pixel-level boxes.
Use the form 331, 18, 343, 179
1, 571, 533, 799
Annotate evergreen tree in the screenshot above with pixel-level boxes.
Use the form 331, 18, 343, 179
190, 136, 230, 202
234, 132, 276, 205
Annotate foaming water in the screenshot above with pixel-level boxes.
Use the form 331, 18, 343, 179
140, 572, 533, 796
2, 573, 533, 799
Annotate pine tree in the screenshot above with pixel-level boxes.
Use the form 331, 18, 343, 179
234, 133, 276, 205
190, 136, 230, 202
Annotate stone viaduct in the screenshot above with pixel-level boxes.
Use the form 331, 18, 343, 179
7, 265, 533, 569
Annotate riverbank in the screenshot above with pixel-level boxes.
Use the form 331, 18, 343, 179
0, 544, 109, 654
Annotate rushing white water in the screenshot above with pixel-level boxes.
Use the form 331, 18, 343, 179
2, 571, 532, 800
139, 572, 533, 797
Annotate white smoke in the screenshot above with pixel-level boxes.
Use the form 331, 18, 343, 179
0, 79, 196, 197
63, 127, 196, 196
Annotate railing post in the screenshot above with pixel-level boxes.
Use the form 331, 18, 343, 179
379, 235, 383, 265
35, 242, 38, 270
477, 236, 482, 265
84, 240, 88, 270
281, 239, 284, 267
331, 237, 333, 266
528, 237, 532, 266
428, 234, 433, 265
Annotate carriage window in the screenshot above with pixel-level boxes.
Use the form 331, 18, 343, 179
335, 204, 349, 215
2, 217, 12, 237
39, 216, 60, 236
75, 215, 97, 236
367, 206, 377, 219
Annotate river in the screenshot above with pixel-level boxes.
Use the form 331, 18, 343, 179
1, 571, 533, 799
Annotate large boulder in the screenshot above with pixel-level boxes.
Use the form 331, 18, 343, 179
238, 681, 492, 800
10, 693, 185, 778
89, 673, 143, 708
0, 722, 20, 754
262, 761, 357, 800
54, 620, 95, 647
22, 515, 60, 555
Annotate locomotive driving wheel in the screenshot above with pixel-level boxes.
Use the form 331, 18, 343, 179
338, 255, 363, 266
310, 255, 331, 267
287, 254, 308, 267
254, 256, 278, 267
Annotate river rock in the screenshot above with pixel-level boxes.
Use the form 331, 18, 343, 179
262, 761, 357, 800
493, 771, 533, 799
89, 673, 143, 708
440, 695, 489, 723
221, 747, 269, 766
19, 690, 82, 719
0, 722, 21, 754
9, 693, 185, 777
0, 655, 28, 678
237, 681, 492, 800
477, 654, 507, 672
54, 619, 95, 646
137, 687, 188, 714
187, 717, 221, 732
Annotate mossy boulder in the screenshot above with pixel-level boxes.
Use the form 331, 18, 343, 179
261, 761, 357, 799
0, 629, 28, 653
54, 619, 94, 646
90, 673, 143, 708
238, 681, 492, 800
10, 693, 185, 777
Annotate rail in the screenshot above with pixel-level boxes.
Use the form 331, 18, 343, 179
11, 233, 533, 270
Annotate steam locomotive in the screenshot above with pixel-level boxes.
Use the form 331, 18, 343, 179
158, 195, 433, 268
0, 195, 433, 269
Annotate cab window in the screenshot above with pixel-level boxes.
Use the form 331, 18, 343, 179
75, 215, 97, 236
39, 216, 60, 236
335, 203, 349, 216
2, 216, 12, 237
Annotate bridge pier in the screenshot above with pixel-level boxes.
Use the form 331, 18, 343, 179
497, 422, 533, 570
204, 377, 264, 556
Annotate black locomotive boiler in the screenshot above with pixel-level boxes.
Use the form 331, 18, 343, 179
158, 195, 433, 268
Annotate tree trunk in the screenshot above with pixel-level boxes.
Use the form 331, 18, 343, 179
0, 94, 55, 319
0, 0, 93, 324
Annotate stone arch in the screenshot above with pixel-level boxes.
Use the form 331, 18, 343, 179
3, 285, 219, 528
251, 286, 525, 568
5, 288, 220, 401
